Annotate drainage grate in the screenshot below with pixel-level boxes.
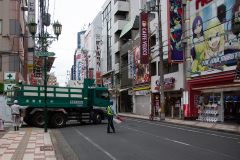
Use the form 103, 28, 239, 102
40, 146, 53, 151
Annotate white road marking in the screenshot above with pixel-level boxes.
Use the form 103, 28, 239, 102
72, 127, 117, 160
118, 125, 239, 159
123, 117, 240, 140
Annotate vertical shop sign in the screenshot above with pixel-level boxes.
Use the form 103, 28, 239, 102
183, 91, 189, 117
88, 68, 93, 79
128, 50, 133, 79
140, 12, 148, 64
168, 0, 183, 63
73, 65, 76, 80
96, 71, 101, 84
31, 73, 35, 85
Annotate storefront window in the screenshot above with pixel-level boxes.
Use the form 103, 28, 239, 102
223, 91, 240, 122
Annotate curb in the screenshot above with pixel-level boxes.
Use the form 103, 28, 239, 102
119, 115, 240, 135
49, 130, 65, 160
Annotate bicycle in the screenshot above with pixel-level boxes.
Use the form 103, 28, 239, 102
149, 112, 157, 121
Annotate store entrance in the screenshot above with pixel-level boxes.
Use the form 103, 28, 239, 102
223, 91, 240, 123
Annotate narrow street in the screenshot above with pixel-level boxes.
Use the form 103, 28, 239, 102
59, 118, 240, 160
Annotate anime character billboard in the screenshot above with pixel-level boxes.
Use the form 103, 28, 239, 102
134, 45, 149, 84
169, 0, 183, 63
190, 0, 240, 74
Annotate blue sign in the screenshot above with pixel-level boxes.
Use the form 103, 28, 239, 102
72, 65, 76, 80
78, 62, 81, 72
78, 72, 81, 81
77, 31, 86, 49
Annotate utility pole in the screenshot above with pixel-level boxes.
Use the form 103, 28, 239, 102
157, 0, 165, 120
40, 0, 48, 132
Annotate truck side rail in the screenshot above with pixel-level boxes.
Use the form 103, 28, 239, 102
18, 85, 85, 108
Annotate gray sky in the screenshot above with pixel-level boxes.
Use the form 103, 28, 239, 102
46, 0, 106, 86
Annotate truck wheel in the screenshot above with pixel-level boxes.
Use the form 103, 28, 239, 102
32, 112, 45, 128
93, 112, 102, 124
24, 117, 33, 126
51, 113, 66, 128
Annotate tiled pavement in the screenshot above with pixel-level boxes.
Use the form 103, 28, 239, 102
118, 113, 240, 134
0, 126, 56, 160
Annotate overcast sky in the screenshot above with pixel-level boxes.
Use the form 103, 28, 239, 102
45, 0, 106, 86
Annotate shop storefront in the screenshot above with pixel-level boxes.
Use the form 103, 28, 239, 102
120, 89, 133, 113
187, 70, 240, 123
186, 0, 240, 123
152, 76, 182, 118
133, 87, 151, 116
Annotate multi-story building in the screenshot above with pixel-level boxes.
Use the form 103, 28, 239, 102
47, 72, 57, 86
0, 0, 29, 95
101, 0, 141, 111
184, 0, 240, 123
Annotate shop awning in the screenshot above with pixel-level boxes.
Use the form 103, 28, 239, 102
119, 15, 139, 38
119, 87, 132, 92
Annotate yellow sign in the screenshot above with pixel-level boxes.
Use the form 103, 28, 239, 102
28, 65, 33, 69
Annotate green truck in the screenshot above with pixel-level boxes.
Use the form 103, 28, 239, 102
6, 79, 110, 128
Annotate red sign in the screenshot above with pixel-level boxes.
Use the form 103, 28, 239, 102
88, 68, 93, 79
140, 12, 148, 64
195, 0, 212, 9
96, 71, 101, 84
31, 74, 35, 85
155, 84, 174, 90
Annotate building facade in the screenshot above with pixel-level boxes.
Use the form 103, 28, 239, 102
0, 0, 29, 95
184, 0, 240, 123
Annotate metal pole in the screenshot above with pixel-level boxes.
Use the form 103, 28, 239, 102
40, 0, 47, 132
157, 0, 165, 120
115, 70, 117, 114
44, 56, 47, 132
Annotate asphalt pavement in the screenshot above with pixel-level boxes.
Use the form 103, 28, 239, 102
59, 118, 240, 160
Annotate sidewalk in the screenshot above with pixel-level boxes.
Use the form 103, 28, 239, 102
118, 113, 240, 134
0, 123, 57, 160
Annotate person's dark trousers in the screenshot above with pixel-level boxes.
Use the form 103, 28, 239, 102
107, 115, 115, 133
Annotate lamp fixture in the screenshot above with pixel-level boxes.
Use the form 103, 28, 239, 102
28, 19, 37, 39
53, 21, 62, 40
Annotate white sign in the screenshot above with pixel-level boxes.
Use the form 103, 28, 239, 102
128, 90, 133, 95
136, 90, 147, 95
4, 84, 16, 92
128, 50, 133, 79
4, 72, 16, 82
183, 91, 188, 105
28, 0, 35, 15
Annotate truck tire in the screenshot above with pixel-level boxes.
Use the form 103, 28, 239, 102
32, 112, 45, 128
51, 113, 66, 128
24, 117, 33, 126
93, 112, 102, 124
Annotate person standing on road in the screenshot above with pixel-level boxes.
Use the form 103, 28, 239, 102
107, 100, 118, 133
11, 100, 29, 131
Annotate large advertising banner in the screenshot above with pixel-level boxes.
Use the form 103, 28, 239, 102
134, 45, 149, 84
168, 0, 183, 63
190, 0, 239, 74
140, 12, 148, 64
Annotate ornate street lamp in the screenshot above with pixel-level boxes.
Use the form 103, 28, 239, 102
28, 19, 37, 39
53, 21, 62, 40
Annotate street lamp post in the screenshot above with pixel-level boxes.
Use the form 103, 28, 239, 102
28, 19, 62, 133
